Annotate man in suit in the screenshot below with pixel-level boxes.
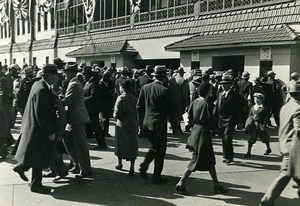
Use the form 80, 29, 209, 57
236, 71, 253, 129
168, 67, 190, 135
83, 66, 107, 149
115, 67, 130, 96
214, 74, 242, 164
137, 65, 171, 184
16, 66, 34, 115
61, 62, 92, 178
99, 71, 115, 137
13, 64, 59, 194
137, 65, 154, 137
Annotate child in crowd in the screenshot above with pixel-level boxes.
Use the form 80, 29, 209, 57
244, 93, 272, 158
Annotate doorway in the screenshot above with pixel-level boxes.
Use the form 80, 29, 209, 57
212, 56, 244, 76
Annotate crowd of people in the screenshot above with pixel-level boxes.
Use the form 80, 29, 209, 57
0, 59, 299, 206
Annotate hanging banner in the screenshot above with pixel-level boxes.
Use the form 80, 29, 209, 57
12, 0, 29, 20
82, 0, 95, 33
36, 0, 52, 15
0, 0, 9, 26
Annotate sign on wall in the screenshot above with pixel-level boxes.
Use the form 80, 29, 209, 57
110, 55, 116, 64
191, 51, 200, 62
260, 47, 272, 60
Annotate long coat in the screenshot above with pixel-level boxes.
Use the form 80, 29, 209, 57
83, 76, 101, 114
114, 92, 138, 160
99, 79, 115, 117
214, 89, 242, 128
186, 97, 216, 171
278, 98, 300, 178
63, 77, 89, 125
15, 80, 57, 168
137, 80, 171, 131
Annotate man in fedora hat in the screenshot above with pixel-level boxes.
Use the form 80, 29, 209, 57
13, 64, 59, 194
16, 66, 34, 115
266, 70, 284, 127
282, 72, 300, 102
61, 62, 92, 178
214, 74, 242, 164
236, 71, 253, 129
260, 81, 300, 206
137, 65, 154, 137
169, 67, 189, 135
137, 65, 171, 184
83, 66, 107, 150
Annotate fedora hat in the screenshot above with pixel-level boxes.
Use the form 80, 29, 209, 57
193, 69, 202, 76
24, 66, 33, 76
253, 76, 261, 82
64, 62, 78, 72
267, 70, 276, 76
219, 74, 234, 84
82, 66, 92, 75
176, 67, 185, 73
152, 65, 167, 76
287, 81, 300, 93
204, 68, 214, 75
253, 92, 264, 99
242, 71, 250, 79
291, 72, 299, 78
192, 75, 202, 85
120, 67, 129, 74
53, 57, 65, 65
91, 67, 100, 75
145, 65, 154, 73
41, 64, 58, 76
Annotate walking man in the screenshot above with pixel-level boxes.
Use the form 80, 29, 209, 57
13, 64, 59, 194
137, 65, 171, 184
260, 81, 300, 206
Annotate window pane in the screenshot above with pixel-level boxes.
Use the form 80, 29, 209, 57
141, 0, 149, 12
118, 0, 125, 16
158, 0, 168, 9
44, 12, 48, 30
106, 0, 112, 19
77, 4, 84, 25
176, 0, 187, 5
94, 0, 100, 21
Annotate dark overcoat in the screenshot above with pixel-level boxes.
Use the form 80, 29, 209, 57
186, 97, 216, 171
15, 80, 57, 168
137, 80, 171, 131
83, 76, 101, 114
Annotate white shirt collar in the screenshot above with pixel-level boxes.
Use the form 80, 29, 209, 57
254, 104, 263, 110
43, 79, 52, 90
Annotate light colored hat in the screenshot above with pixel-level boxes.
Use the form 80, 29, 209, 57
287, 81, 300, 93
291, 72, 299, 78
242, 71, 250, 79
24, 66, 33, 75
219, 74, 234, 84
267, 70, 276, 76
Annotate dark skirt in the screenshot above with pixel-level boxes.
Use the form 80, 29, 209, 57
187, 125, 216, 172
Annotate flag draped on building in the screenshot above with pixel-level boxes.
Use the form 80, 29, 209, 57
0, 0, 9, 26
12, 0, 29, 20
82, 0, 95, 33
36, 0, 52, 15
64, 0, 70, 9
129, 0, 141, 16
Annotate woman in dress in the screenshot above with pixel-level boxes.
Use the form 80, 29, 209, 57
113, 79, 138, 176
175, 82, 228, 195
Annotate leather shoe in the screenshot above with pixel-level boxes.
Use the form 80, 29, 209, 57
53, 173, 68, 182
42, 172, 56, 178
139, 168, 147, 179
259, 201, 274, 206
13, 166, 28, 182
75, 171, 92, 178
152, 176, 167, 184
69, 165, 80, 174
31, 186, 51, 194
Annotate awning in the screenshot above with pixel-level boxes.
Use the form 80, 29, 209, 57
65, 41, 138, 57
128, 36, 191, 60
165, 24, 300, 51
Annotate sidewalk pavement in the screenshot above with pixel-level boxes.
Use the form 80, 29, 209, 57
0, 119, 299, 206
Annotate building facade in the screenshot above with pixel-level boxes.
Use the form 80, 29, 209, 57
0, 0, 299, 83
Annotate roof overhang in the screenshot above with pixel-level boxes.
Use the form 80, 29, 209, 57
65, 41, 138, 58
165, 25, 299, 52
